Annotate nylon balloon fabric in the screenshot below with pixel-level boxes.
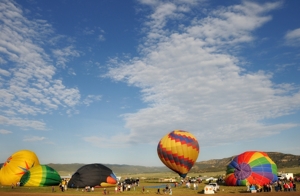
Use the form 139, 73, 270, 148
225, 151, 278, 186
0, 150, 40, 185
67, 164, 118, 188
157, 130, 199, 178
20, 165, 61, 186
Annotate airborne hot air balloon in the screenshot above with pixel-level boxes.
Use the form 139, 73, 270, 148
20, 165, 61, 186
67, 164, 118, 188
157, 130, 199, 178
225, 151, 278, 186
0, 150, 40, 185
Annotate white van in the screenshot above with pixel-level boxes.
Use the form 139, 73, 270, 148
278, 173, 293, 180
204, 185, 215, 194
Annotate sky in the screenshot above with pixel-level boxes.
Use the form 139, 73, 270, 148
0, 0, 300, 167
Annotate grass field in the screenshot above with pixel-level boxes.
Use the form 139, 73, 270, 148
0, 167, 299, 196
0, 181, 299, 196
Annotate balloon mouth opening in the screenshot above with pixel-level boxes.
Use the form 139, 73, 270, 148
179, 173, 187, 178
106, 174, 117, 184
234, 163, 251, 180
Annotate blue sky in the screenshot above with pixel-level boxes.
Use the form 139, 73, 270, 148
0, 0, 300, 167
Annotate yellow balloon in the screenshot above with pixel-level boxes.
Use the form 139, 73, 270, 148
0, 150, 40, 185
157, 130, 199, 178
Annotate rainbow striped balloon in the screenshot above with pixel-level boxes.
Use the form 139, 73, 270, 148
157, 130, 199, 178
225, 151, 278, 186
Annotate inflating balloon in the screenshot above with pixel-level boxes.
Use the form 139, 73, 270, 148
0, 150, 40, 185
225, 151, 278, 186
20, 165, 61, 186
67, 164, 118, 188
157, 130, 199, 178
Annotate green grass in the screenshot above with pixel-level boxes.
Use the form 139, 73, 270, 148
1, 167, 299, 195
1, 181, 299, 195
0, 182, 250, 195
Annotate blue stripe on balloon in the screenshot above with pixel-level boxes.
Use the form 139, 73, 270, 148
229, 160, 240, 169
252, 165, 272, 173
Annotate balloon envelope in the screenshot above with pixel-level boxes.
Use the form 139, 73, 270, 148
157, 130, 199, 178
20, 165, 61, 186
225, 151, 278, 186
0, 150, 40, 185
67, 164, 117, 188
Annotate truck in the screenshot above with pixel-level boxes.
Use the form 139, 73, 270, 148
278, 173, 293, 180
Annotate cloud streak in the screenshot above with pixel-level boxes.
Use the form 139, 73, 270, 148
0, 0, 81, 130
284, 28, 300, 47
0, 129, 12, 134
106, 1, 300, 146
23, 136, 46, 142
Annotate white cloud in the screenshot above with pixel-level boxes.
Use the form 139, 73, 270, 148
0, 68, 10, 76
0, 129, 12, 134
284, 28, 300, 46
52, 46, 80, 68
98, 34, 105, 41
0, 115, 46, 130
83, 28, 95, 35
23, 136, 46, 142
0, 0, 81, 130
106, 1, 300, 146
83, 95, 102, 106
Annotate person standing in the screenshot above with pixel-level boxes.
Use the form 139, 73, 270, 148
289, 181, 294, 191
157, 188, 161, 194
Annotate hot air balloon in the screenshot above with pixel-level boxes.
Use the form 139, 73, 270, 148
67, 164, 118, 188
225, 151, 278, 186
157, 130, 200, 178
20, 165, 61, 186
0, 150, 40, 185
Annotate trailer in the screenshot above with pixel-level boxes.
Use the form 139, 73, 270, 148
278, 173, 293, 180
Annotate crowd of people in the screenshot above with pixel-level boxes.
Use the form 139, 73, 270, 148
273, 180, 296, 192
247, 177, 297, 193
156, 184, 173, 195
58, 179, 68, 192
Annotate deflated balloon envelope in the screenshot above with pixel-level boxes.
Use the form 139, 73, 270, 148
20, 165, 61, 186
157, 130, 200, 178
225, 151, 278, 186
67, 164, 117, 188
0, 150, 40, 185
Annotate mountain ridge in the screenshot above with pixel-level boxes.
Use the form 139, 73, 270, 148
44, 152, 300, 175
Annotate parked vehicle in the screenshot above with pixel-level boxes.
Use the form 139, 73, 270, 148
208, 182, 220, 192
204, 185, 215, 194
278, 173, 293, 180
205, 177, 217, 182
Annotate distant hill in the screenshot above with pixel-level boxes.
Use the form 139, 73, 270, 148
190, 152, 300, 173
46, 163, 170, 175
1, 152, 299, 175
